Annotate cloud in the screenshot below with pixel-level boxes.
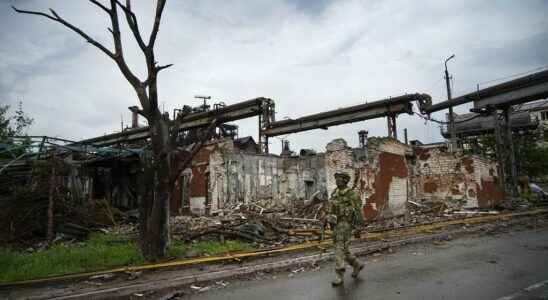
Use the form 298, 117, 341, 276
1, 0, 547, 153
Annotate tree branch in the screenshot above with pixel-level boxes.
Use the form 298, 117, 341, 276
115, 0, 147, 52
12, 6, 115, 59
156, 63, 173, 73
89, 0, 111, 15
102, 0, 145, 92
148, 0, 167, 48
108, 0, 123, 56
11, 6, 57, 21
13, 2, 152, 116
170, 118, 219, 186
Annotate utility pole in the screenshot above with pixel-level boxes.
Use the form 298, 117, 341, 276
444, 54, 456, 152
195, 95, 211, 112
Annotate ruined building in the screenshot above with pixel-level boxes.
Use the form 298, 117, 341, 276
1, 92, 509, 225
175, 135, 504, 219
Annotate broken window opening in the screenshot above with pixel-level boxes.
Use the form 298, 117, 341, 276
541, 111, 548, 121
305, 180, 315, 200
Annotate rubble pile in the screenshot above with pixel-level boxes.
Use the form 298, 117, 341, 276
496, 197, 532, 210
1, 156, 540, 250
170, 211, 316, 246
0, 160, 132, 248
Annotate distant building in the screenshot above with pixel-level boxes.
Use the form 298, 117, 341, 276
521, 99, 548, 130
441, 99, 548, 138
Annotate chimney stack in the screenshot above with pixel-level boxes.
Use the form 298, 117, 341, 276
358, 130, 369, 148
280, 140, 293, 157
128, 106, 139, 128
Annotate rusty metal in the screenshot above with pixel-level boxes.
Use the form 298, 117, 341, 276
264, 93, 430, 137
78, 97, 273, 147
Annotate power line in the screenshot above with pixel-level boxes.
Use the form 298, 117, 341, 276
446, 65, 548, 98
412, 107, 482, 125
477, 65, 548, 87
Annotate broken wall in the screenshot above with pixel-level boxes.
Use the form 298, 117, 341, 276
208, 150, 326, 215
325, 138, 411, 220
180, 137, 502, 217
184, 137, 412, 219
410, 147, 504, 208
171, 139, 235, 215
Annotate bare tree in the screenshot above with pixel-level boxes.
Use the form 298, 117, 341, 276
13, 0, 213, 260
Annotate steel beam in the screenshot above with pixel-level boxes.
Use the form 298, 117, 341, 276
422, 69, 548, 113
263, 93, 430, 137
474, 81, 548, 108
78, 97, 271, 147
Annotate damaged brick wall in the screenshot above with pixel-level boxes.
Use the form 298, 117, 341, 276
410, 147, 504, 208
183, 137, 411, 218
206, 140, 326, 215
181, 137, 502, 217
326, 138, 411, 220
472, 156, 505, 207
172, 139, 235, 215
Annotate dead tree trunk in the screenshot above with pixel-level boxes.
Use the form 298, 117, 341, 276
47, 157, 56, 243
14, 0, 221, 261
13, 0, 177, 261
140, 117, 171, 260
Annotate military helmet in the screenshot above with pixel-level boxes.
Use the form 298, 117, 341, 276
334, 172, 351, 182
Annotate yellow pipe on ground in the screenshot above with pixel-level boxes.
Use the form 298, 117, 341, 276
3, 208, 546, 287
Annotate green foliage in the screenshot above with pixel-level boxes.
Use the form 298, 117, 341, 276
0, 233, 143, 283
0, 233, 253, 283
167, 240, 253, 257
462, 127, 548, 180
516, 133, 548, 179
0, 102, 33, 159
0, 102, 33, 141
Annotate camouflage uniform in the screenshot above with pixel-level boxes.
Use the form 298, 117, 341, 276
327, 172, 365, 286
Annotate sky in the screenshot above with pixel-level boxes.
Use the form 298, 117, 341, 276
1, 0, 547, 154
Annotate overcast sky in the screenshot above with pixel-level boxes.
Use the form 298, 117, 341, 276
1, 0, 547, 153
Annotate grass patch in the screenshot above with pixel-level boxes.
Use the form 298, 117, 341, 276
0, 233, 143, 283
0, 233, 254, 283
168, 240, 254, 257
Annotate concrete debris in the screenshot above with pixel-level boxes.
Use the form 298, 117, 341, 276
189, 284, 212, 293
89, 273, 116, 281
496, 197, 532, 210
126, 271, 142, 281
215, 280, 228, 287
451, 211, 499, 215
84, 281, 103, 286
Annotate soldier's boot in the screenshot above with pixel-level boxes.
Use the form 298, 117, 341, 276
351, 261, 364, 278
331, 269, 345, 286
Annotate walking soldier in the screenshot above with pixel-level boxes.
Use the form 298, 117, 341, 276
326, 172, 365, 286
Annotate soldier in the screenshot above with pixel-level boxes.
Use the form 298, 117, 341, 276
326, 171, 365, 286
